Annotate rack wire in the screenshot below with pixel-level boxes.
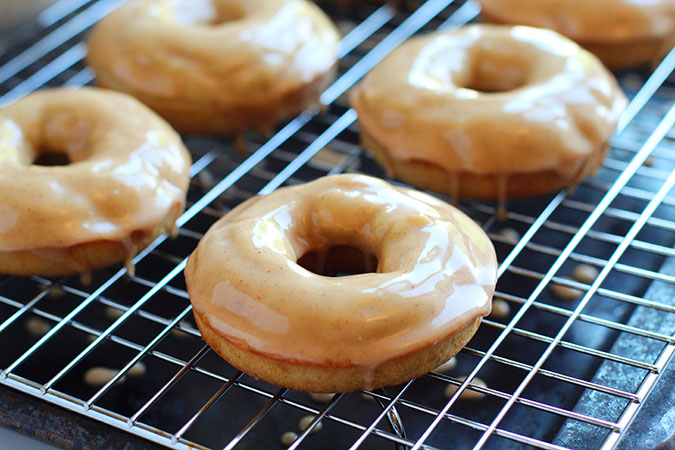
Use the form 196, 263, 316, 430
0, 0, 674, 449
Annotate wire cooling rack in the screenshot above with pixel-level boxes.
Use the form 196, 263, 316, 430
0, 0, 674, 449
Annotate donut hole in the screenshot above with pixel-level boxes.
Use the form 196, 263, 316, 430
175, 0, 245, 26
297, 245, 378, 277
32, 150, 72, 166
31, 140, 89, 166
30, 112, 93, 166
461, 55, 530, 93
207, 5, 245, 25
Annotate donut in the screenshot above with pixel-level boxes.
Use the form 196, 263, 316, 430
86, 0, 340, 136
477, 0, 675, 69
351, 25, 627, 216
185, 174, 497, 392
0, 87, 191, 279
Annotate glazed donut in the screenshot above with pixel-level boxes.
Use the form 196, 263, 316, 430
86, 0, 339, 135
351, 25, 627, 215
0, 87, 191, 278
185, 174, 497, 392
478, 0, 675, 69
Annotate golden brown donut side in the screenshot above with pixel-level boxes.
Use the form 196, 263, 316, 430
194, 311, 481, 393
93, 67, 333, 136
86, 0, 340, 135
363, 130, 609, 202
0, 209, 180, 277
0, 87, 191, 277
478, 0, 675, 69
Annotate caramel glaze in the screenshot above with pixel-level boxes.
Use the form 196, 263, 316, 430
0, 88, 191, 275
185, 174, 497, 368
351, 25, 627, 210
478, 0, 675, 45
86, 0, 339, 135
478, 0, 675, 69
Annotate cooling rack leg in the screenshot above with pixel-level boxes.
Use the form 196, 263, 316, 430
373, 389, 408, 450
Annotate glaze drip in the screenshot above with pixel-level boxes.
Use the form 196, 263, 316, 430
496, 175, 508, 221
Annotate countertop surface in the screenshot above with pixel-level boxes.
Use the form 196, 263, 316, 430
0, 426, 59, 450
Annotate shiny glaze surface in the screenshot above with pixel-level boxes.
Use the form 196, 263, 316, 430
478, 0, 675, 42
186, 175, 497, 367
86, 0, 339, 107
0, 87, 191, 251
351, 25, 627, 178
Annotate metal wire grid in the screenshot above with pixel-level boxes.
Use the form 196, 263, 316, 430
0, 0, 673, 448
